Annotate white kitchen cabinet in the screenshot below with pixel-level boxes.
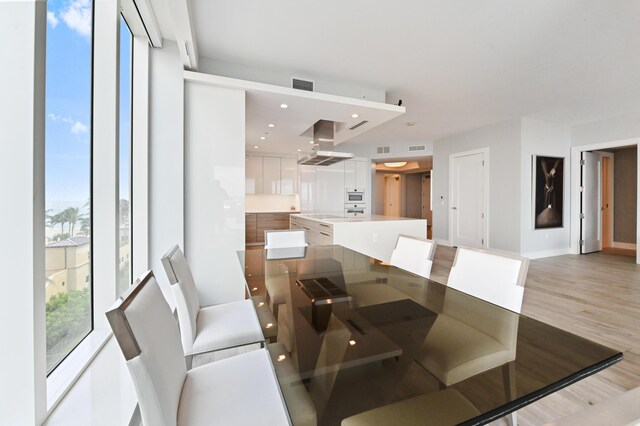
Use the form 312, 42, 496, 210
262, 156, 281, 194
299, 165, 316, 212
245, 156, 263, 194
280, 157, 298, 195
356, 159, 369, 190
345, 158, 369, 191
344, 159, 356, 190
316, 162, 345, 213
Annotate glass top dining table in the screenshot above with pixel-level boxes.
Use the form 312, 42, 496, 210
239, 245, 622, 426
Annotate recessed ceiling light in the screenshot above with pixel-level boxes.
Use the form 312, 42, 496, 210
280, 103, 288, 109
352, 113, 359, 118
297, 149, 302, 152
268, 123, 275, 128
406, 121, 416, 126
309, 140, 314, 144
254, 145, 259, 149
384, 162, 408, 168
349, 339, 357, 346
260, 136, 266, 140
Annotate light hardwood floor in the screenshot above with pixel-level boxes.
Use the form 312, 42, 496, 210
431, 246, 640, 425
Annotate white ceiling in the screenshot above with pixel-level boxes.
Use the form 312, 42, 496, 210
154, 0, 640, 151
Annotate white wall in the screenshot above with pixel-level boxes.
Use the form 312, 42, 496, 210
520, 118, 572, 258
184, 82, 246, 305
572, 112, 640, 146
148, 41, 185, 294
0, 2, 47, 423
432, 119, 522, 252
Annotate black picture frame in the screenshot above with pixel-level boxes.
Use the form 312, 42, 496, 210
533, 155, 564, 229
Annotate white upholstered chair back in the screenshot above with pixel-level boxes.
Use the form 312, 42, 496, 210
265, 229, 308, 249
106, 271, 187, 426
389, 234, 436, 279
447, 247, 529, 313
161, 245, 201, 354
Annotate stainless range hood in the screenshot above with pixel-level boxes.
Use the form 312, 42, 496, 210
297, 120, 354, 166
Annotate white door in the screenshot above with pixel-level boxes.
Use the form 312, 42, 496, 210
581, 151, 602, 253
451, 152, 486, 248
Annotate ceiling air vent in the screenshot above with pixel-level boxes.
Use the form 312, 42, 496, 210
292, 78, 314, 92
377, 146, 390, 154
408, 145, 426, 152
349, 120, 368, 131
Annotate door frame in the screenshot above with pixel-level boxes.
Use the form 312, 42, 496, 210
570, 137, 640, 264
448, 147, 490, 248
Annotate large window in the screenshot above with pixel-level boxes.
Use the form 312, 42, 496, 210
117, 17, 133, 295
44, 0, 94, 374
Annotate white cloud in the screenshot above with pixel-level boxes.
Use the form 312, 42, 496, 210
47, 11, 59, 28
71, 121, 88, 135
48, 113, 73, 124
60, 0, 92, 38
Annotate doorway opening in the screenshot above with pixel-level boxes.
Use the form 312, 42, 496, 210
373, 158, 432, 238
578, 144, 638, 259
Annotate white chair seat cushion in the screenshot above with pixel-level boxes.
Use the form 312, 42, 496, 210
348, 283, 410, 308
341, 388, 480, 426
178, 348, 289, 426
268, 343, 317, 426
191, 299, 264, 355
419, 314, 513, 386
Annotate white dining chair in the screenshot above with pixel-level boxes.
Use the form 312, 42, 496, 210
341, 388, 480, 426
264, 229, 308, 318
106, 271, 290, 426
389, 234, 437, 279
161, 245, 266, 366
447, 246, 529, 313
265, 229, 308, 250
416, 246, 529, 426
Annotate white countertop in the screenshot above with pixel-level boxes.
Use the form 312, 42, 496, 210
292, 213, 425, 224
246, 210, 300, 214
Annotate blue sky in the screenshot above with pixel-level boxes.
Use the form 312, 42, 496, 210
46, 0, 131, 213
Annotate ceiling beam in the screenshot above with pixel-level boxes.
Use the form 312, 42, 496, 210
167, 0, 198, 70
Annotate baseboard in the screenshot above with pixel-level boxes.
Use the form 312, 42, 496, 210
611, 241, 637, 250
521, 247, 572, 259
435, 238, 452, 247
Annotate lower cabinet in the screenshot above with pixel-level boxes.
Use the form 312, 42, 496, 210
290, 216, 334, 246
246, 212, 292, 245
245, 214, 257, 244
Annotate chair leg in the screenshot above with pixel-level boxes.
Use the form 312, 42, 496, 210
502, 362, 517, 426
502, 362, 516, 401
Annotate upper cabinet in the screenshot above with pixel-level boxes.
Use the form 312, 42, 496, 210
280, 157, 298, 195
245, 156, 263, 194
262, 156, 281, 194
246, 155, 298, 195
344, 158, 370, 191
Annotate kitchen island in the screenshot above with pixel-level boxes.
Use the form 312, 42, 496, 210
290, 213, 427, 262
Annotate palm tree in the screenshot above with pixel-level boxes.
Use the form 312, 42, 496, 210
63, 207, 80, 236
53, 212, 67, 235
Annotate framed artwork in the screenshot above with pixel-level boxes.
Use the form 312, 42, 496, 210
533, 155, 564, 229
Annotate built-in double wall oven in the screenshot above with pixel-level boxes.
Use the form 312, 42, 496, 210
345, 189, 366, 216
345, 188, 365, 203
